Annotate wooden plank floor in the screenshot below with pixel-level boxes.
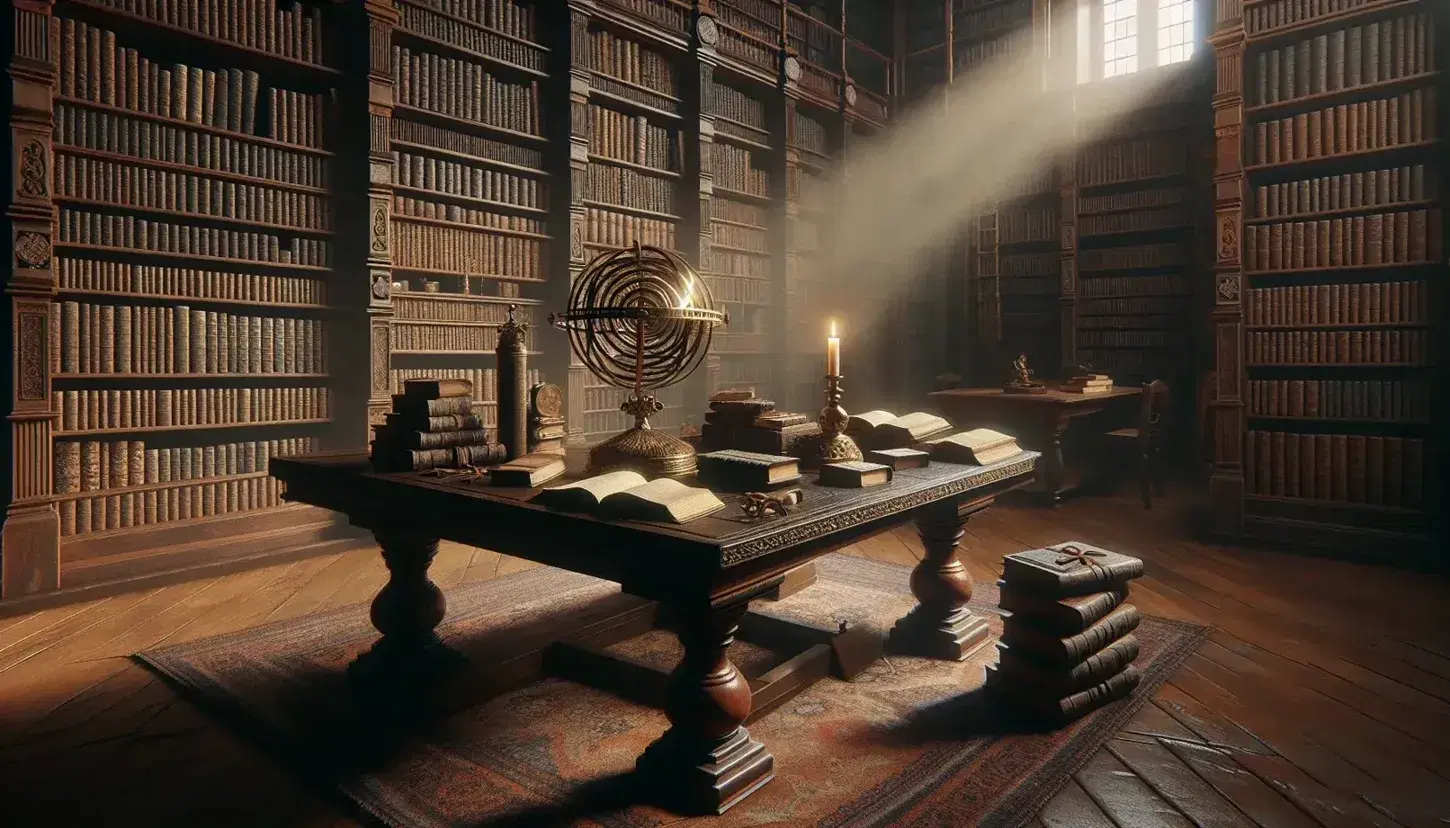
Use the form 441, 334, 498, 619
1, 487, 1448, 827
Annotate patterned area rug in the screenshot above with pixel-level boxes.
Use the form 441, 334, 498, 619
138, 554, 1208, 828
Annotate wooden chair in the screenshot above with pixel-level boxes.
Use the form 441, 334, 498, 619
1105, 380, 1171, 509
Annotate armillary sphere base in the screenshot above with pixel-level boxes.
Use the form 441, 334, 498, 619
587, 426, 699, 479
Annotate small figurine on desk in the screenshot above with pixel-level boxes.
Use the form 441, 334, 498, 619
1003, 353, 1048, 395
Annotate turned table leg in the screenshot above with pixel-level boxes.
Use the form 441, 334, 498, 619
636, 598, 774, 814
1041, 414, 1070, 507
347, 528, 462, 686
888, 497, 991, 661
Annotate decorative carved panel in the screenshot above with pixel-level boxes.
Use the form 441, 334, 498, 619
16, 310, 47, 401
1216, 211, 1239, 264
369, 198, 390, 255
14, 231, 50, 269
18, 140, 48, 198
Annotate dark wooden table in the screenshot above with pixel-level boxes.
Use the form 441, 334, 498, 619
270, 450, 1038, 814
930, 387, 1140, 506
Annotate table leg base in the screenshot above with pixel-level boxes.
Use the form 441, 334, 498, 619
888, 607, 991, 661
346, 634, 467, 692
636, 726, 775, 815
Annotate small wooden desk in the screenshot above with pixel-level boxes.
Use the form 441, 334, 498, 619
271, 451, 1037, 815
930, 387, 1140, 505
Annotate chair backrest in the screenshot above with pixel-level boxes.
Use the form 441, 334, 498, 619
1138, 379, 1171, 448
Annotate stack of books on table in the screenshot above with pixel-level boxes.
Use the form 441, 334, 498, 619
986, 542, 1146, 726
1062, 374, 1113, 395
700, 390, 821, 456
528, 382, 567, 457
371, 378, 507, 472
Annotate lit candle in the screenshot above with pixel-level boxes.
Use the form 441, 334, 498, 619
826, 320, 841, 376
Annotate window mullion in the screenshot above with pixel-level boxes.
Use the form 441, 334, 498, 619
1141, 0, 1158, 68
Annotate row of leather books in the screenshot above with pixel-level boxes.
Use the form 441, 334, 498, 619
1246, 430, 1426, 509
393, 45, 542, 136
58, 208, 332, 267
54, 104, 330, 189
1249, 90, 1437, 167
1246, 0, 1411, 40
1246, 328, 1428, 365
52, 301, 325, 376
55, 154, 331, 232
391, 221, 545, 280
77, 0, 328, 64
712, 142, 772, 198
986, 543, 1146, 725
394, 0, 543, 72
589, 106, 680, 172
1078, 241, 1186, 271
371, 379, 506, 473
392, 197, 545, 233
55, 259, 326, 306
1252, 164, 1432, 220
393, 151, 544, 210
581, 208, 679, 249
54, 437, 314, 535
711, 81, 768, 132
1251, 13, 1437, 108
587, 28, 678, 97
1248, 378, 1430, 422
1246, 280, 1429, 326
1077, 136, 1187, 187
53, 385, 329, 432
1079, 185, 1185, 215
390, 118, 544, 173
586, 164, 676, 216
1242, 208, 1439, 271
1078, 274, 1191, 298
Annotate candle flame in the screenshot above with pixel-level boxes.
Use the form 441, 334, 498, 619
829, 319, 837, 338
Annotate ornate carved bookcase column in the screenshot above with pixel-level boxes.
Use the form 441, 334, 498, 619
3, 0, 60, 597
1206, 0, 1245, 537
335, 0, 398, 443
536, 2, 589, 445
681, 1, 722, 412
1048, 0, 1078, 373
777, 60, 805, 410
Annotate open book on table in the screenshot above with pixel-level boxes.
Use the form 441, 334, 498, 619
534, 471, 725, 524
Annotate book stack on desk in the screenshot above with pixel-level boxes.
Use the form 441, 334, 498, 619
1062, 374, 1114, 395
700, 390, 821, 456
371, 378, 507, 473
986, 542, 1146, 726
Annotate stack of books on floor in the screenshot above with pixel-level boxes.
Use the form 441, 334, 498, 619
371, 378, 508, 472
986, 542, 1146, 726
700, 389, 821, 456
1062, 373, 1113, 395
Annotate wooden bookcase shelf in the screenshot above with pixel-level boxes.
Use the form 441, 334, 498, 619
1208, 0, 1446, 561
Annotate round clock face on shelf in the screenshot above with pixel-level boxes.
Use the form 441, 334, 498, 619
531, 383, 564, 419
844, 84, 858, 106
784, 56, 802, 82
696, 16, 718, 46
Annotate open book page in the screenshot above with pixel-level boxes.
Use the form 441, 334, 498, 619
937, 428, 1016, 452
601, 477, 726, 524
534, 470, 647, 510
847, 410, 897, 432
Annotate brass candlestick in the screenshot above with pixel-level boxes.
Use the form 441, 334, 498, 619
812, 374, 863, 465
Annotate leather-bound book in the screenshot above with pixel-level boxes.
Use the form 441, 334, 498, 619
990, 635, 1140, 699
1000, 543, 1145, 598
989, 665, 1142, 725
697, 450, 801, 491
997, 582, 1129, 635
1000, 604, 1141, 668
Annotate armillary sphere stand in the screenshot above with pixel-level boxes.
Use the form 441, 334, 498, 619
551, 243, 727, 478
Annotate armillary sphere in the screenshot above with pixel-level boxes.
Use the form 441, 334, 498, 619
549, 243, 728, 477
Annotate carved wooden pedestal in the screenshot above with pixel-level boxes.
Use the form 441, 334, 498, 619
889, 497, 991, 661
347, 529, 463, 690
635, 599, 775, 815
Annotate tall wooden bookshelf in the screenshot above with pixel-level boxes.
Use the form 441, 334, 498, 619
1209, 0, 1447, 560
1, 0, 383, 600
1070, 70, 1213, 431
385, 0, 549, 441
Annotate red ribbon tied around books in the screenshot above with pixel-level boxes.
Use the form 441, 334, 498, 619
1054, 544, 1107, 571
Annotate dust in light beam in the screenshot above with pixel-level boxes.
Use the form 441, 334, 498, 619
801, 18, 1192, 298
